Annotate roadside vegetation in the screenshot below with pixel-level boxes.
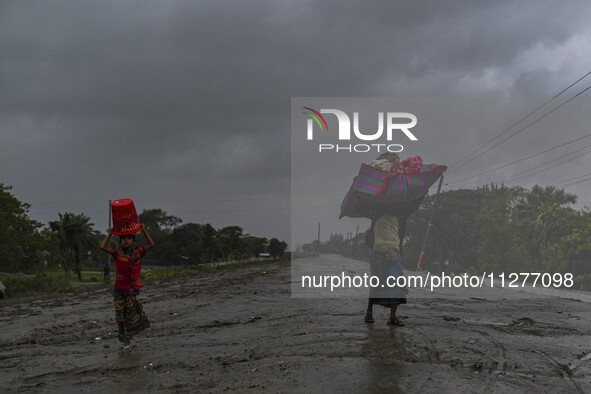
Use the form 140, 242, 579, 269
0, 183, 288, 297
299, 184, 591, 291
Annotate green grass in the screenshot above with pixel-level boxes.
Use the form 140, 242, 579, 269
42, 269, 105, 282
0, 268, 109, 297
0, 272, 71, 296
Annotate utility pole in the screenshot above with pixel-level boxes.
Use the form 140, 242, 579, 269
417, 175, 444, 270
317, 222, 320, 255
347, 231, 352, 255
104, 200, 112, 281
353, 224, 360, 255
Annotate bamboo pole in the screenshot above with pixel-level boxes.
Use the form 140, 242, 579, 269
417, 175, 444, 270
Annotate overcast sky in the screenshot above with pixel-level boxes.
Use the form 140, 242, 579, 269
2, 0, 591, 246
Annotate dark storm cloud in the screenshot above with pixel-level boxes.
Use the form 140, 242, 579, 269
2, 0, 591, 241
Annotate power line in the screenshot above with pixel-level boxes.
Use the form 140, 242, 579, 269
503, 143, 591, 184
448, 71, 591, 173
554, 172, 591, 188
554, 170, 591, 186
560, 177, 591, 188
453, 83, 591, 174
447, 133, 591, 185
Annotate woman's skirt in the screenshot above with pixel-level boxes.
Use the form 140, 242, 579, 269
114, 295, 150, 338
368, 250, 408, 307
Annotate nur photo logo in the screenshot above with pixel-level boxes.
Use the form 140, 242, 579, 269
302, 107, 418, 153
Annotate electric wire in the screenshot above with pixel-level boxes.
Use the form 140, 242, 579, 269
554, 172, 591, 188
503, 143, 591, 184
446, 133, 591, 185
450, 83, 591, 176
448, 71, 591, 173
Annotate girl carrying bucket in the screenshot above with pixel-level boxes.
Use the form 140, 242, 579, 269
100, 199, 155, 351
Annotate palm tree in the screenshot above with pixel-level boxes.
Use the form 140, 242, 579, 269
49, 213, 97, 280
521, 185, 577, 247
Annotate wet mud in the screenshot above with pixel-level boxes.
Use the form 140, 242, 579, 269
1, 256, 590, 393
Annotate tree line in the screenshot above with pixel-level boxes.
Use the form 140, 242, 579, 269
0, 184, 288, 280
301, 184, 591, 290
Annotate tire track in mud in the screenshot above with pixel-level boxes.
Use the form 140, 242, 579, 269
535, 349, 584, 393
394, 294, 591, 393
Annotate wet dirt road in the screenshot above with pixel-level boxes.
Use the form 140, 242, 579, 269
1, 255, 590, 393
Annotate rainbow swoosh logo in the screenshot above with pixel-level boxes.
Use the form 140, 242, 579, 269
302, 107, 328, 131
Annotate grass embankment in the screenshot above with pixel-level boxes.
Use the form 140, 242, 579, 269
0, 258, 284, 297
0, 270, 104, 296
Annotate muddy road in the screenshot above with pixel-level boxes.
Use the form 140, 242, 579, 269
1, 255, 590, 393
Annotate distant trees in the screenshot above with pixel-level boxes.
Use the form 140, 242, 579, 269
518, 185, 578, 249
219, 226, 246, 260
269, 238, 288, 258
137, 208, 284, 265
244, 235, 268, 258
0, 184, 45, 273
419, 185, 584, 277
139, 208, 183, 260
317, 183, 591, 289
399, 184, 582, 275
1, 185, 288, 275
476, 186, 531, 272
156, 220, 280, 264
542, 210, 591, 290
139, 208, 182, 235
404, 188, 490, 271
165, 222, 221, 264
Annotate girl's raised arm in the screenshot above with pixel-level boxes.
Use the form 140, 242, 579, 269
141, 224, 156, 251
100, 228, 115, 255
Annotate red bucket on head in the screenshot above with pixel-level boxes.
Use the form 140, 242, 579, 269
111, 199, 141, 235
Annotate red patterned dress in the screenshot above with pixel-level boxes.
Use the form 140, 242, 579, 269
111, 246, 150, 341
